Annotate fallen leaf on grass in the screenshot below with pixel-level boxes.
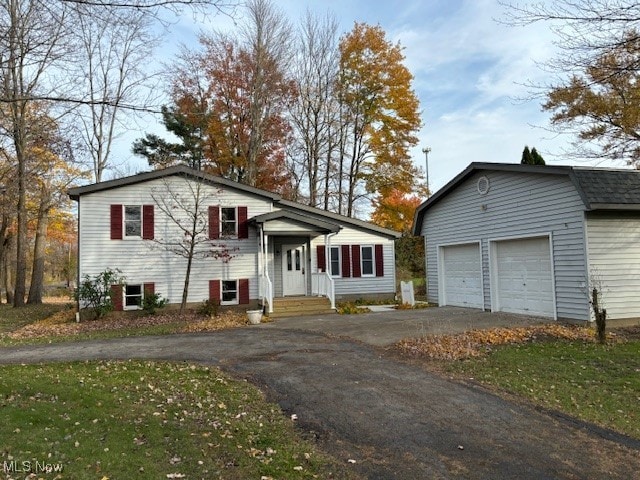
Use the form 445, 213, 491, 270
395, 324, 601, 361
6, 311, 247, 340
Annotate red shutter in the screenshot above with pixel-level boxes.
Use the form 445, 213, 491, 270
110, 204, 123, 240
238, 206, 248, 239
317, 245, 326, 272
341, 245, 351, 278
209, 206, 220, 240
351, 245, 362, 278
142, 205, 154, 240
110, 284, 123, 311
143, 282, 155, 296
239, 278, 249, 304
375, 244, 384, 277
209, 280, 220, 302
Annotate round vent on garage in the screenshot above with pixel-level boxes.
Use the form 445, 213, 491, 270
477, 176, 490, 195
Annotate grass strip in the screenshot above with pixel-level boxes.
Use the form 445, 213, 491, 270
447, 340, 640, 439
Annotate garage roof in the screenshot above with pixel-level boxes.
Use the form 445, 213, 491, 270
413, 162, 640, 235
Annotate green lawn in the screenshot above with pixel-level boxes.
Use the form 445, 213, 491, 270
447, 340, 640, 439
0, 361, 356, 479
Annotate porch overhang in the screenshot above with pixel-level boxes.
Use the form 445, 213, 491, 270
251, 211, 341, 236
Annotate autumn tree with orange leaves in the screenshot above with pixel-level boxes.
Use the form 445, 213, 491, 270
370, 189, 422, 235
371, 189, 426, 289
134, 0, 297, 197
338, 23, 422, 218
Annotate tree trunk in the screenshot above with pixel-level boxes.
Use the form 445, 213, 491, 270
28, 198, 50, 304
181, 208, 200, 312
0, 218, 7, 303
324, 142, 332, 211
181, 253, 192, 313
13, 134, 27, 307
591, 287, 607, 344
3, 234, 15, 305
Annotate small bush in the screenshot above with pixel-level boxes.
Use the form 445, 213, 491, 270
74, 269, 125, 320
198, 299, 220, 318
337, 302, 370, 314
353, 297, 395, 306
142, 293, 169, 315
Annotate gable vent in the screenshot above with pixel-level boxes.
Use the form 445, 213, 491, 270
477, 176, 490, 195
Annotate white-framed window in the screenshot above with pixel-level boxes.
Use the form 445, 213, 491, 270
221, 207, 237, 236
361, 245, 374, 276
330, 246, 340, 277
124, 284, 143, 309
124, 205, 142, 237
221, 280, 238, 305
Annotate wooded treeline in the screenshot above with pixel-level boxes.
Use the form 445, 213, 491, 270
133, 1, 426, 221
0, 0, 424, 307
0, 0, 231, 306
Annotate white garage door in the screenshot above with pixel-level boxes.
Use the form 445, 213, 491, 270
494, 237, 554, 317
441, 243, 483, 308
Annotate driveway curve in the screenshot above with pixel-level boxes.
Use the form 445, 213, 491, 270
1, 327, 638, 479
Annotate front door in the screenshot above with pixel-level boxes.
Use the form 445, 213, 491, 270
282, 244, 306, 296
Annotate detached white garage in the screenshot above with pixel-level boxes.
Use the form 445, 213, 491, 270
414, 162, 640, 323
439, 243, 483, 309
490, 236, 555, 318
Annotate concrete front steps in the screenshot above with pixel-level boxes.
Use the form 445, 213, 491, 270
267, 296, 335, 319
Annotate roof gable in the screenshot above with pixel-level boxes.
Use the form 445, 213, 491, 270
251, 211, 341, 234
413, 162, 640, 235
68, 165, 401, 239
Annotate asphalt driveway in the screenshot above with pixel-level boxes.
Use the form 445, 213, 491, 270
0, 309, 638, 479
260, 305, 548, 345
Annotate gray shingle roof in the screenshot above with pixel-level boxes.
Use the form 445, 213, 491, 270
571, 168, 640, 208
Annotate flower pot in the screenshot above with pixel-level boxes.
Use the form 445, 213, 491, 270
247, 309, 262, 325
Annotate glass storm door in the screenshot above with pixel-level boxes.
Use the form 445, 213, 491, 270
282, 244, 306, 296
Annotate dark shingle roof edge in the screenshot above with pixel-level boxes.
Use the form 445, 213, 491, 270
251, 210, 341, 234
277, 199, 401, 239
67, 165, 282, 202
412, 162, 640, 235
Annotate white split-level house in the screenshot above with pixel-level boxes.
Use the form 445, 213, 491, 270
413, 162, 640, 324
68, 165, 400, 315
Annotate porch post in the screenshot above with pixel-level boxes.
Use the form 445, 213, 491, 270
264, 233, 273, 313
258, 225, 263, 297
325, 233, 330, 270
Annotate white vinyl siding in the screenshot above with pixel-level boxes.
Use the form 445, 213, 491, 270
78, 176, 271, 305
310, 228, 396, 299
421, 171, 589, 321
586, 213, 640, 320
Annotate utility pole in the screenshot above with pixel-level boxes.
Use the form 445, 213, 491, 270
422, 147, 431, 196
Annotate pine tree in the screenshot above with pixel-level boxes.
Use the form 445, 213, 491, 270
531, 147, 546, 165
521, 146, 533, 164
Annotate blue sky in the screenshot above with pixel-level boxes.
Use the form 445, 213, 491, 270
118, 0, 624, 194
